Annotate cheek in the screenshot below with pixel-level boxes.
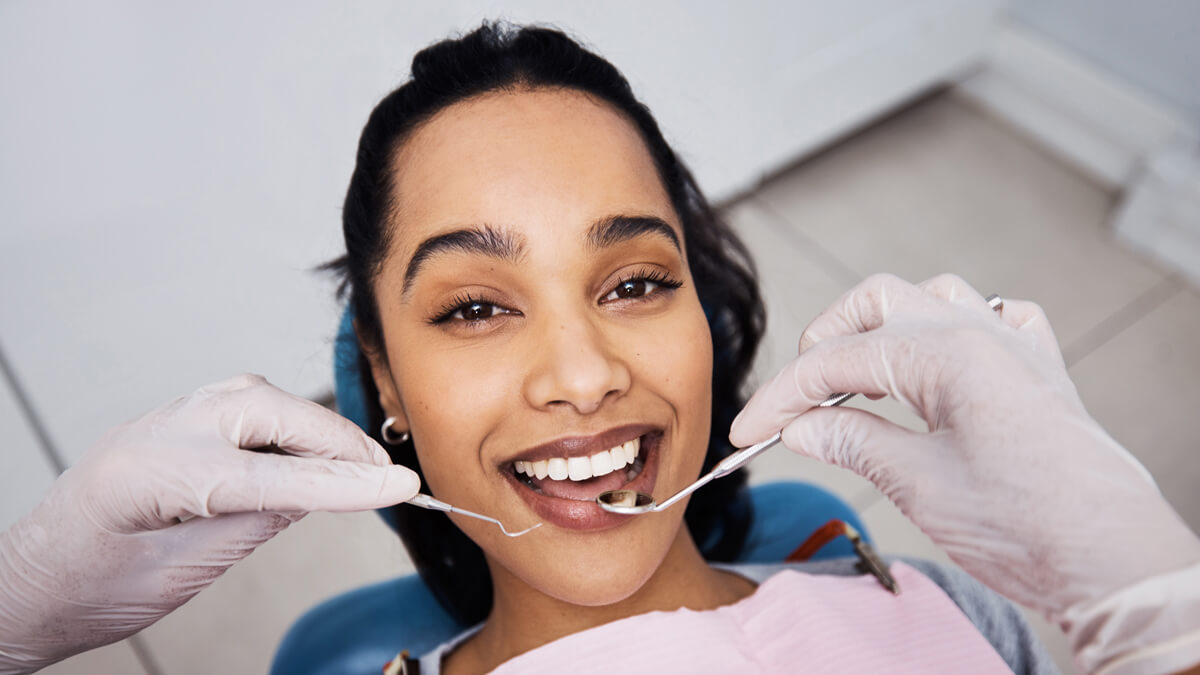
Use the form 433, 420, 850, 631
638, 299, 714, 428
388, 339, 517, 497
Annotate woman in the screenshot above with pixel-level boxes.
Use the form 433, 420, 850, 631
329, 22, 1051, 673
4, 21, 1197, 675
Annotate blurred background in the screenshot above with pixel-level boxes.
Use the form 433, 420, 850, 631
2, 1, 1197, 673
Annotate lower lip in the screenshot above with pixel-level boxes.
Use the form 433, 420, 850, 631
503, 433, 662, 532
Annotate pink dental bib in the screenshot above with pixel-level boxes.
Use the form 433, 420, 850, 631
488, 562, 1012, 674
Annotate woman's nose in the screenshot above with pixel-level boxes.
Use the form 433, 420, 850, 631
523, 315, 631, 415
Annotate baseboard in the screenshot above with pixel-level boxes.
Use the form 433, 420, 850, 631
955, 21, 1195, 189
956, 21, 1200, 285
1111, 143, 1200, 287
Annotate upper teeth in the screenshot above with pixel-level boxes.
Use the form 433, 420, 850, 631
515, 437, 640, 482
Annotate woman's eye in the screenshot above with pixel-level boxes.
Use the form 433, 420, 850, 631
455, 302, 503, 321
612, 279, 650, 300
601, 274, 680, 303
431, 296, 515, 326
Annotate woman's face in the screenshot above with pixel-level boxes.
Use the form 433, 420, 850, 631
366, 88, 713, 606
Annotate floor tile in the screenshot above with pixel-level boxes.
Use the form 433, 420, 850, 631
0, 362, 57, 532
39, 640, 148, 675
755, 94, 1168, 351
859, 496, 1073, 674
724, 200, 880, 509
723, 199, 936, 510
138, 510, 412, 675
1068, 287, 1200, 532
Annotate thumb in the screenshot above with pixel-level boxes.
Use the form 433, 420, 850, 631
779, 407, 924, 496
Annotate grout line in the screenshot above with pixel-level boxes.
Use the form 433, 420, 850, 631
127, 635, 166, 675
0, 340, 68, 474
1062, 277, 1181, 368
748, 195, 864, 288
0, 354, 167, 675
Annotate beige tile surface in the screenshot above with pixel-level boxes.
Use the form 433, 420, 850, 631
1068, 286, 1200, 532
725, 198, 949, 513
724, 200, 881, 510
859, 497, 1074, 674
755, 94, 1168, 351
137, 510, 412, 675
40, 640, 148, 675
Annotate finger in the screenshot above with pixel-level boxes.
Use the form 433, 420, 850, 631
731, 334, 907, 446
916, 273, 992, 312
778, 407, 924, 495
156, 511, 304, 598
994, 298, 1060, 346
194, 372, 269, 395
186, 453, 420, 518
205, 381, 390, 466
797, 273, 921, 353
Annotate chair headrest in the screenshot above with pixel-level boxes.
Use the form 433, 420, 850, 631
334, 306, 370, 433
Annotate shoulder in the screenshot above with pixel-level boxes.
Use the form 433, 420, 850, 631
719, 558, 1061, 675
895, 558, 1060, 675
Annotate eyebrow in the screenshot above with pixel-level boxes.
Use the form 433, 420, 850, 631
402, 214, 681, 293
403, 225, 525, 292
587, 215, 681, 253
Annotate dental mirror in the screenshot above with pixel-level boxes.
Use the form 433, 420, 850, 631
596, 429, 785, 516
598, 294, 1005, 516
598, 392, 862, 514
407, 493, 542, 537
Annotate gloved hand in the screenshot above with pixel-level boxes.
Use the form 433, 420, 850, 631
730, 274, 1200, 673
0, 374, 419, 674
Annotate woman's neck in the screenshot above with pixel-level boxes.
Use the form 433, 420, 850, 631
443, 528, 756, 675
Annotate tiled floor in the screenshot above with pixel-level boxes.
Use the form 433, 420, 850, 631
13, 91, 1199, 674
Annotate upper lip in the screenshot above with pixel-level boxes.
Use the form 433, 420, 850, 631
500, 423, 658, 466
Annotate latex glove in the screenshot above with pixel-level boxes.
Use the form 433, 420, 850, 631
0, 374, 419, 674
730, 274, 1200, 674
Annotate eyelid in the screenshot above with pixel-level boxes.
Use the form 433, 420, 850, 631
428, 292, 516, 325
599, 267, 683, 303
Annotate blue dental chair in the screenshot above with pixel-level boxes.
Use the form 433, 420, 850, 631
271, 311, 871, 675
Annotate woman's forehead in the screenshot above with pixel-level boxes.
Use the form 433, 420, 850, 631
386, 88, 677, 249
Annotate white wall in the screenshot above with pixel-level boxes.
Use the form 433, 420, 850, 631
1008, 0, 1200, 130
0, 1, 993, 508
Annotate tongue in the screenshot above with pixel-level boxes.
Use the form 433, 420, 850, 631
530, 468, 630, 501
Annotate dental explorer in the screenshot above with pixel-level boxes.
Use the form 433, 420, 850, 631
406, 494, 542, 537
597, 294, 1004, 515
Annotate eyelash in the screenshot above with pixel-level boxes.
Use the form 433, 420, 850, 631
429, 292, 506, 325
428, 270, 683, 326
603, 269, 683, 303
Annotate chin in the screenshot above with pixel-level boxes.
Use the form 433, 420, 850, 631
522, 542, 670, 607
490, 510, 689, 610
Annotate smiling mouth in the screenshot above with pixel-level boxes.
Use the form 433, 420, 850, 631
508, 433, 654, 502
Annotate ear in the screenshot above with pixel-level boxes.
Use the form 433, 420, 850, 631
355, 320, 408, 432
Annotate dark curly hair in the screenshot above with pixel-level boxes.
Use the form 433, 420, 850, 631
324, 22, 765, 626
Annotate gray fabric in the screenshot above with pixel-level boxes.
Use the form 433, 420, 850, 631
420, 558, 1060, 674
